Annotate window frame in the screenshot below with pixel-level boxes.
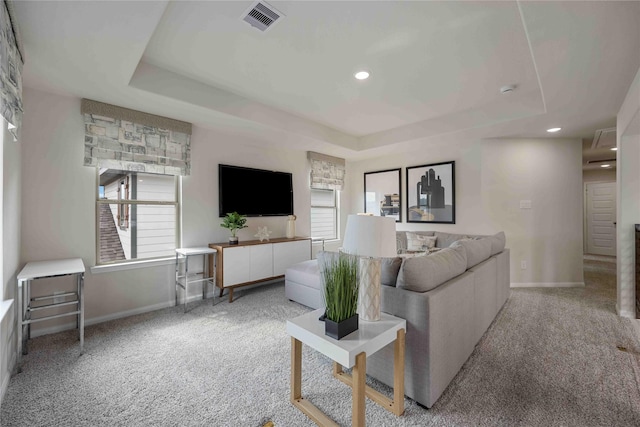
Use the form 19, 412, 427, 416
95, 169, 180, 266
117, 176, 129, 230
310, 187, 339, 241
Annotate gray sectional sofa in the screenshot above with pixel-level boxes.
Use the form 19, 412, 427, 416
284, 230, 510, 408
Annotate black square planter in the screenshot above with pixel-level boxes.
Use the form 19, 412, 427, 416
324, 314, 359, 340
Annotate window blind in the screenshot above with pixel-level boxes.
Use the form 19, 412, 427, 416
307, 151, 345, 191
81, 99, 192, 176
0, 1, 24, 141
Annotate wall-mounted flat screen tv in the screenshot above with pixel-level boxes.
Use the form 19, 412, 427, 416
218, 164, 294, 217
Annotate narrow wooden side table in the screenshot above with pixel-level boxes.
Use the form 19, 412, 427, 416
286, 308, 406, 426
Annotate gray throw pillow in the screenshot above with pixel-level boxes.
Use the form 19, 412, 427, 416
380, 257, 402, 287
450, 238, 492, 269
396, 244, 467, 292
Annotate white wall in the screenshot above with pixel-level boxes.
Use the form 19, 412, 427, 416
19, 87, 325, 339
616, 66, 640, 318
17, 84, 587, 350
2, 121, 21, 403
347, 137, 584, 286
583, 168, 616, 184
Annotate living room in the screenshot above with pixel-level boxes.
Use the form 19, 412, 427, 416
1, 1, 640, 426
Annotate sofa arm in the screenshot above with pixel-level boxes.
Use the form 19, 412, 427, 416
368, 272, 476, 408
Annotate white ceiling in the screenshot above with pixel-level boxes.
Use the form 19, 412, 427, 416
11, 1, 640, 160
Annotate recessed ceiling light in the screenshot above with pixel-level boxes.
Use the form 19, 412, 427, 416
354, 71, 370, 80
611, 147, 618, 151
547, 127, 561, 133
500, 85, 516, 94
600, 164, 611, 168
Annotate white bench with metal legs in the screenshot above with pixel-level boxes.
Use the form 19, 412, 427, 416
175, 247, 217, 313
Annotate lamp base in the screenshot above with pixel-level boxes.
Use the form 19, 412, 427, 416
358, 257, 381, 321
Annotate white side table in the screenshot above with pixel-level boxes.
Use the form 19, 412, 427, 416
286, 308, 406, 426
175, 247, 217, 313
16, 258, 85, 372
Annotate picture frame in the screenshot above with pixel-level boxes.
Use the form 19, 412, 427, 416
364, 168, 402, 222
406, 161, 455, 224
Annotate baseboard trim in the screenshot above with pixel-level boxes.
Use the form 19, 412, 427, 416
616, 304, 637, 319
28, 291, 226, 338
30, 300, 174, 338
510, 282, 585, 288
1, 363, 10, 405
1, 346, 16, 406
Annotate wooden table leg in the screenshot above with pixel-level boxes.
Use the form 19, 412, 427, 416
291, 338, 339, 426
393, 328, 405, 416
291, 337, 302, 402
333, 362, 342, 376
352, 352, 366, 427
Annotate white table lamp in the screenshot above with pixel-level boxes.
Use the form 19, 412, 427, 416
342, 214, 397, 321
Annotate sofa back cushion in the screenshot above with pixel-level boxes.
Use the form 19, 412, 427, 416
450, 238, 492, 269
489, 231, 506, 255
396, 244, 467, 292
434, 231, 469, 248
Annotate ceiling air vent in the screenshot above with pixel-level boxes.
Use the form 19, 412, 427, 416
591, 127, 617, 149
241, 1, 284, 32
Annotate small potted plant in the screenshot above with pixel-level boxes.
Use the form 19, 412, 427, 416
220, 212, 248, 245
322, 254, 359, 340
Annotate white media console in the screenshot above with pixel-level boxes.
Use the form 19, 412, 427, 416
209, 236, 311, 302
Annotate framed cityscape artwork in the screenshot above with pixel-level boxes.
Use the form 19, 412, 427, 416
406, 161, 455, 224
364, 168, 401, 222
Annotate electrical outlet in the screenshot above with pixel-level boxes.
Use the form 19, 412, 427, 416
53, 291, 65, 304
520, 260, 527, 270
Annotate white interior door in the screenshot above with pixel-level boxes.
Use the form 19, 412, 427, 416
586, 181, 617, 256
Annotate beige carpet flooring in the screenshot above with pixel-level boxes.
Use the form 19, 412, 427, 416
1, 258, 639, 426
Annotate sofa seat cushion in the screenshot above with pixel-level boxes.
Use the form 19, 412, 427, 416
396, 244, 467, 292
285, 259, 321, 290
450, 238, 492, 269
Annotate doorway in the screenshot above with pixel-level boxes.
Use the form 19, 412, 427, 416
585, 181, 616, 257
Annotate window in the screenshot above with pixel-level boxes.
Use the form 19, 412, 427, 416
118, 177, 129, 230
97, 169, 178, 264
310, 188, 338, 240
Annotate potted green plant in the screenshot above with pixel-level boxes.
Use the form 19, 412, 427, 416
322, 254, 359, 340
220, 212, 248, 245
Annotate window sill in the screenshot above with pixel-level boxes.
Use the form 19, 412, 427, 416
1, 299, 13, 323
91, 257, 175, 274
312, 238, 340, 243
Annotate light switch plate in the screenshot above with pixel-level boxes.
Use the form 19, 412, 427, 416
520, 200, 532, 209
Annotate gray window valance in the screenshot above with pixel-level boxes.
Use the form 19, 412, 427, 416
308, 151, 345, 191
82, 99, 192, 176
1, 1, 24, 141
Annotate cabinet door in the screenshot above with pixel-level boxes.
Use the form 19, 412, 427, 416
222, 246, 251, 286
250, 244, 273, 281
273, 240, 311, 276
